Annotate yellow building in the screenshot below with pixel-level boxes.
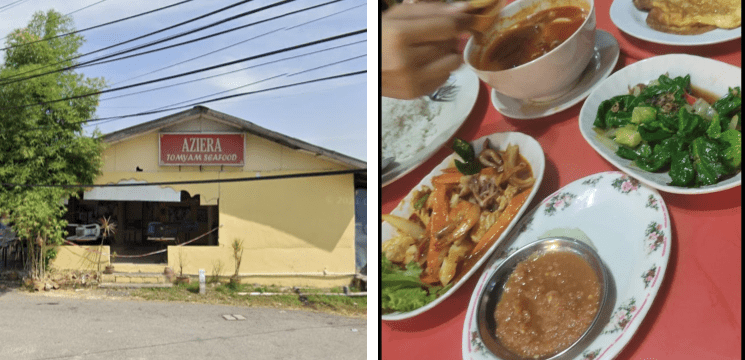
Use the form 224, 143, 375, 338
52, 106, 366, 288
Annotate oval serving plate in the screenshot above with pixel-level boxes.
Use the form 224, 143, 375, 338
609, 0, 741, 46
382, 132, 546, 321
578, 54, 741, 195
463, 171, 671, 360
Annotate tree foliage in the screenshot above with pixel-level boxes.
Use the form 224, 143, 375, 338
0, 10, 107, 279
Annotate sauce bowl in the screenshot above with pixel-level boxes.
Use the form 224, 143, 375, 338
475, 236, 615, 360
464, 0, 596, 101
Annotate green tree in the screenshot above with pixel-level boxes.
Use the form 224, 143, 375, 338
0, 10, 106, 279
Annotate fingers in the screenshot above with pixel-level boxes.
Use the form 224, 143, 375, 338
386, 3, 473, 43
381, 2, 470, 99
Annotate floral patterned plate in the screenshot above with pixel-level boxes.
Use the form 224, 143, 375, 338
463, 171, 671, 360
382, 132, 546, 321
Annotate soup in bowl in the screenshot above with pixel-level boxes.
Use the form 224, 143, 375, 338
464, 0, 596, 101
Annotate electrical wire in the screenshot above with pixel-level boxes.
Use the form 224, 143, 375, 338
99, 42, 366, 105
0, 0, 257, 83
0, 29, 366, 110
64, 0, 109, 16
286, 2, 364, 30
0, 0, 29, 13
1, 0, 194, 51
0, 0, 25, 11
1, 168, 365, 188
8, 68, 366, 132
74, 0, 344, 70
286, 53, 365, 77
108, 36, 365, 88
86, 69, 366, 123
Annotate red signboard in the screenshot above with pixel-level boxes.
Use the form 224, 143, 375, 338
159, 133, 244, 166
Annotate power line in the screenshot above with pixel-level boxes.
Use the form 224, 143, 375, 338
151, 53, 365, 109
102, 39, 366, 101
0, 0, 25, 11
74, 0, 344, 70
109, 3, 365, 86
286, 2, 364, 30
65, 0, 109, 16
1, 169, 365, 188
287, 53, 365, 77
1, 0, 194, 51
84, 69, 366, 125
0, 29, 366, 110
149, 73, 289, 111
0, 0, 29, 13
0, 0, 257, 83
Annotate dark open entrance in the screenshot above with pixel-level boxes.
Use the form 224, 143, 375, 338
64, 191, 218, 265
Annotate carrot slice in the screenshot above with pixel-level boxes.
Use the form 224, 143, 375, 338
471, 189, 530, 255
432, 172, 462, 186
420, 183, 451, 284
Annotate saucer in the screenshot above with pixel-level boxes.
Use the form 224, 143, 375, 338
491, 29, 620, 120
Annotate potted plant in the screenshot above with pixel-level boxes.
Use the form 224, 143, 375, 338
230, 238, 244, 285
104, 251, 117, 274
175, 248, 190, 284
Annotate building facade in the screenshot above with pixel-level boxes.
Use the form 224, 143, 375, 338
52, 106, 365, 287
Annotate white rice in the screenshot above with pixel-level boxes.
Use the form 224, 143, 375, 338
381, 97, 445, 162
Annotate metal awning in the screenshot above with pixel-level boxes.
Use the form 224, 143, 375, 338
83, 179, 181, 202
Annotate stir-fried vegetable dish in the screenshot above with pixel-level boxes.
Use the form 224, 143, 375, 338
593, 74, 741, 187
382, 139, 535, 314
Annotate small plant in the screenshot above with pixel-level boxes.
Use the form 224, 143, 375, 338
99, 216, 117, 239
210, 259, 224, 283
104, 251, 117, 274
231, 238, 244, 281
177, 247, 188, 277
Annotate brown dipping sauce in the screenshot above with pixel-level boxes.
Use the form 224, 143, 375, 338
495, 251, 600, 358
473, 6, 587, 71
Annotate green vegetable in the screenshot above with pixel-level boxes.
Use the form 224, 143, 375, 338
669, 148, 694, 187
593, 74, 740, 188
635, 142, 673, 172
706, 113, 722, 139
452, 138, 482, 175
712, 87, 741, 117
677, 108, 707, 142
413, 192, 430, 210
594, 95, 634, 129
615, 125, 642, 147
719, 129, 741, 170
639, 121, 674, 142
691, 137, 728, 186
632, 106, 657, 124
616, 146, 640, 160
381, 254, 450, 313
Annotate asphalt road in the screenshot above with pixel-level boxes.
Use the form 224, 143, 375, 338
0, 289, 366, 360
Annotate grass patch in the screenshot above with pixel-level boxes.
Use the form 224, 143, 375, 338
129, 282, 366, 317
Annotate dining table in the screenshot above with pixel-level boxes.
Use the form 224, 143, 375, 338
380, 1, 742, 359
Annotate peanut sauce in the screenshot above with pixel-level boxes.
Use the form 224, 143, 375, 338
472, 6, 587, 71
495, 251, 600, 358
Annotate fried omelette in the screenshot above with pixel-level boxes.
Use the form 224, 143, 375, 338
633, 0, 741, 35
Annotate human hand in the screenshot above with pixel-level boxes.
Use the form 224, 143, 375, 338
381, 2, 472, 100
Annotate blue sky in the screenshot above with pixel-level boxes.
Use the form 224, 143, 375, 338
0, 0, 367, 161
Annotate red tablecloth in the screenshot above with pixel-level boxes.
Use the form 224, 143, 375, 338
381, 1, 742, 359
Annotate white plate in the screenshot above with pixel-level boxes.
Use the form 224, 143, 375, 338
464, 171, 672, 360
382, 65, 480, 187
491, 30, 619, 120
609, 0, 742, 46
382, 132, 546, 321
578, 54, 741, 195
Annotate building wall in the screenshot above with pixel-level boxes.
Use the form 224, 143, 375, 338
53, 119, 358, 287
